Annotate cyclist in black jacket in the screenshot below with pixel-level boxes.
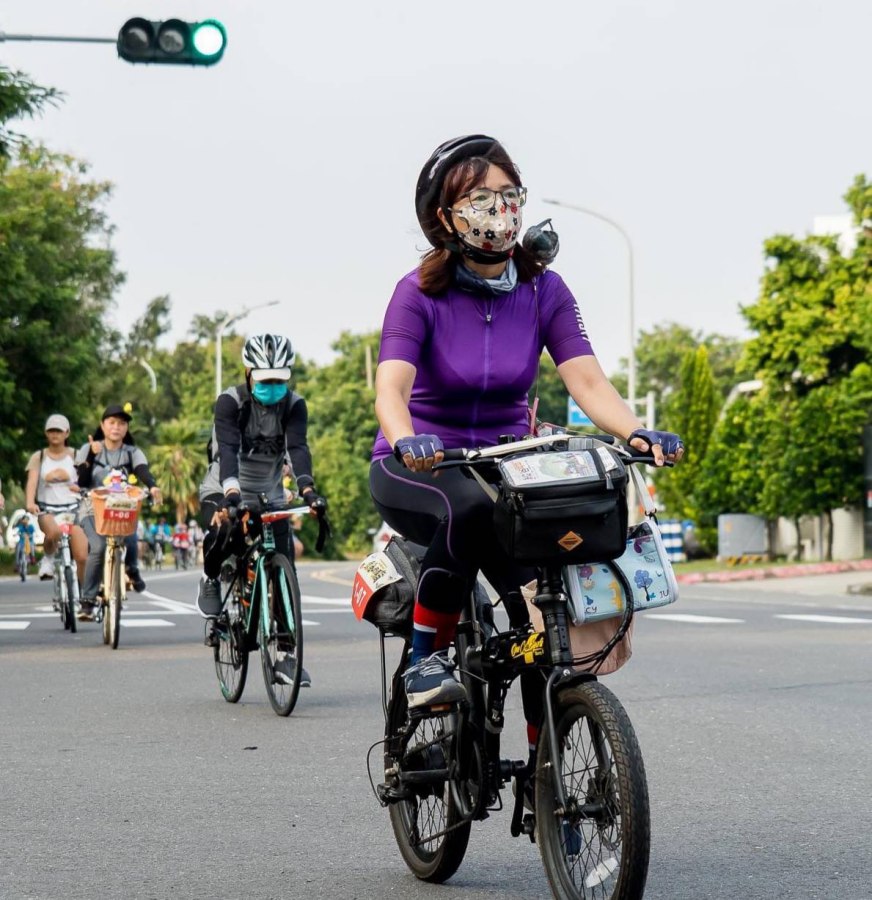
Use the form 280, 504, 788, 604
196, 334, 326, 685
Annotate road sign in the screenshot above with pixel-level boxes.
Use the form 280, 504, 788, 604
567, 398, 593, 427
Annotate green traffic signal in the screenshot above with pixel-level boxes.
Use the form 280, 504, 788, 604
117, 17, 227, 65
192, 21, 226, 58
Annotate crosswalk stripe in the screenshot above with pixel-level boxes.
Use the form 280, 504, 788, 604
118, 619, 175, 628
775, 614, 872, 625
0, 622, 30, 630
645, 613, 745, 624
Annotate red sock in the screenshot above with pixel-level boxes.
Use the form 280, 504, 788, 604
411, 603, 461, 663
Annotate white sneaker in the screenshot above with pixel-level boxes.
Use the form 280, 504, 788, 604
38, 554, 56, 581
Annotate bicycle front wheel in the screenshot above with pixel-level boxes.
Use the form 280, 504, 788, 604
536, 681, 650, 900
102, 548, 122, 649
64, 566, 77, 634
258, 554, 304, 717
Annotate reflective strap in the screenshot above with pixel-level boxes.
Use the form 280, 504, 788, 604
630, 465, 657, 517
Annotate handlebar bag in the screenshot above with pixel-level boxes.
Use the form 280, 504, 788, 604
493, 447, 628, 565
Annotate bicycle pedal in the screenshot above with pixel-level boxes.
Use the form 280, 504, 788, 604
522, 813, 536, 842
376, 781, 413, 805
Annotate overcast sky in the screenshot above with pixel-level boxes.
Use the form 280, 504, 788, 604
4, 0, 870, 379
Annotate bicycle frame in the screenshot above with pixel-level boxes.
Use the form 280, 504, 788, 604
223, 506, 306, 645
379, 435, 643, 828
98, 535, 127, 615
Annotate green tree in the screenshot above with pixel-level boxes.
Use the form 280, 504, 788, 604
0, 66, 58, 159
533, 352, 570, 428
0, 146, 123, 481
295, 330, 380, 556
148, 418, 208, 524
655, 346, 720, 520
700, 174, 872, 556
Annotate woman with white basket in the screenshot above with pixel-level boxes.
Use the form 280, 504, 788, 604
74, 404, 162, 621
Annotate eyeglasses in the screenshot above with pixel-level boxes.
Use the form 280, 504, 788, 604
456, 186, 528, 212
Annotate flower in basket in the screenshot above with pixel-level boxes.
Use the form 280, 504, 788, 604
128, 474, 138, 485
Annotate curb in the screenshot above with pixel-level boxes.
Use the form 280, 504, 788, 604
676, 558, 872, 585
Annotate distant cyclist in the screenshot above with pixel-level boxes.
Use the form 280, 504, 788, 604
24, 413, 88, 587
15, 513, 36, 579
172, 522, 191, 569
196, 334, 327, 687
75, 404, 162, 620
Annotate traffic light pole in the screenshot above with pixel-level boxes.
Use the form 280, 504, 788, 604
0, 33, 116, 44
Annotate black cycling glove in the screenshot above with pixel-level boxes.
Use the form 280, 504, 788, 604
627, 428, 684, 456
302, 488, 327, 515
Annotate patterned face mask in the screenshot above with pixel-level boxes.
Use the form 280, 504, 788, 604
450, 193, 523, 257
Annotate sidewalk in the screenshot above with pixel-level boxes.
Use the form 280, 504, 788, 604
676, 558, 872, 587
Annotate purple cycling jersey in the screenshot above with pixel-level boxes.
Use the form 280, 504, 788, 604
371, 268, 595, 461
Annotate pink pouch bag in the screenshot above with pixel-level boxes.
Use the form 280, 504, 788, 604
521, 581, 633, 676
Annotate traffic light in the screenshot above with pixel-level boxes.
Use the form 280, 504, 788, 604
117, 18, 227, 65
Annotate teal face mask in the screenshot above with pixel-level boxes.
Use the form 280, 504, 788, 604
252, 382, 288, 405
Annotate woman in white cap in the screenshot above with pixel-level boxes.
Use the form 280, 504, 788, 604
24, 414, 88, 583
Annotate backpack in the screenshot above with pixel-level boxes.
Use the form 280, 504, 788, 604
205, 384, 298, 465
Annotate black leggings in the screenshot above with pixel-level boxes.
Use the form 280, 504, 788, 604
370, 456, 533, 613
370, 456, 543, 727
200, 494, 293, 581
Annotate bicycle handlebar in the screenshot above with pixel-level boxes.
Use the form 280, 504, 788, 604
227, 496, 332, 554
436, 435, 673, 470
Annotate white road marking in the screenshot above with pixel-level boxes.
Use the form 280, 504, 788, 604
0, 622, 29, 630
775, 614, 872, 625
141, 591, 198, 614
300, 596, 348, 607
645, 613, 746, 624
118, 619, 175, 628
301, 620, 320, 626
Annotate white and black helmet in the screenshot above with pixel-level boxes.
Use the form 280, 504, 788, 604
242, 333, 295, 381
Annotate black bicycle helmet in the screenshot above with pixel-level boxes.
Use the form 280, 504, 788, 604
415, 134, 499, 249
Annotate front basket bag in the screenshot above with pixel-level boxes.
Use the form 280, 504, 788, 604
493, 447, 628, 565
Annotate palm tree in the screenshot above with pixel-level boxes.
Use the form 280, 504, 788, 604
148, 419, 209, 524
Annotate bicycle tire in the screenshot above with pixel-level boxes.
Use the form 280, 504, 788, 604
102, 548, 122, 649
536, 681, 650, 900
258, 554, 303, 717
57, 562, 70, 630
386, 687, 471, 883
65, 566, 77, 634
214, 607, 249, 703
17, 544, 26, 582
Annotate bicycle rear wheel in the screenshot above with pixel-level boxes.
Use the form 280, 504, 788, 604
386, 687, 471, 883
536, 681, 650, 900
259, 554, 303, 716
214, 608, 249, 702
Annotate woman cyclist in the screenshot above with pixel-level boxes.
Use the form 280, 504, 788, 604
75, 404, 162, 620
24, 413, 88, 588
369, 135, 684, 750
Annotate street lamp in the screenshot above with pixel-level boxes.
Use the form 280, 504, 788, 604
543, 199, 637, 418
215, 301, 280, 397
